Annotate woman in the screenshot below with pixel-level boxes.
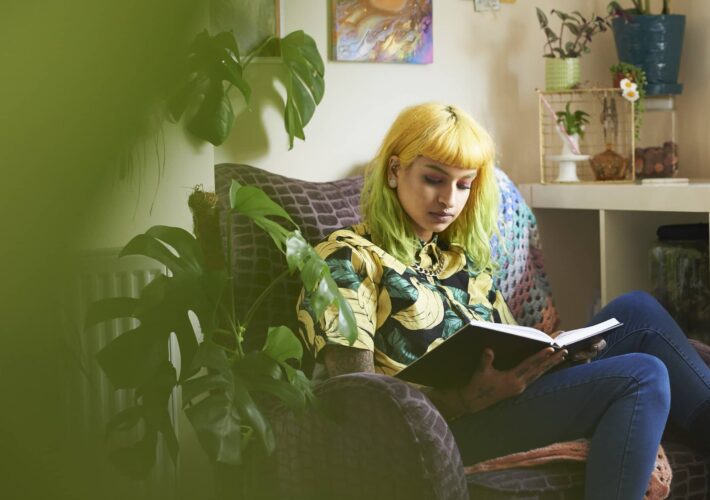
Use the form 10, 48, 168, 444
297, 103, 710, 499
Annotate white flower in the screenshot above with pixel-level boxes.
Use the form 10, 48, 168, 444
620, 78, 637, 92
623, 88, 640, 102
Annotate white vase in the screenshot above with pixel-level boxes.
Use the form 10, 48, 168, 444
554, 133, 584, 183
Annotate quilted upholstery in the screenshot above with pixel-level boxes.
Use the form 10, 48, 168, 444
268, 372, 468, 500
212, 164, 710, 500
215, 164, 363, 353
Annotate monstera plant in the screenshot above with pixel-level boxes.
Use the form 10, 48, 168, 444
168, 29, 324, 148
85, 182, 356, 492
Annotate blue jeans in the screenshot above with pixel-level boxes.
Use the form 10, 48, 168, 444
449, 291, 710, 499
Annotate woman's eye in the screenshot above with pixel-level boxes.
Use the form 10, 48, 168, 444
423, 175, 442, 185
457, 183, 472, 191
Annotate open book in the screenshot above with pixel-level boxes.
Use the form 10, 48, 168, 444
395, 318, 622, 388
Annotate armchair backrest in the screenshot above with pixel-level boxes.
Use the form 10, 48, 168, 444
214, 164, 558, 353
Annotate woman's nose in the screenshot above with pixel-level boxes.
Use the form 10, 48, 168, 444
438, 186, 455, 208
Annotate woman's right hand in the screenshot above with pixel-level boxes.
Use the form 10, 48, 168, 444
457, 347, 568, 413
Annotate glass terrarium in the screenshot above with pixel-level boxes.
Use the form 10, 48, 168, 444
635, 96, 678, 179
649, 223, 710, 343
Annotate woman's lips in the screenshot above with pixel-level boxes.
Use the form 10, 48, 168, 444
429, 212, 454, 222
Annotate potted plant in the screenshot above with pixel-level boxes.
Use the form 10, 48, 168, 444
86, 183, 357, 498
552, 102, 590, 182
536, 7, 614, 91
608, 1, 685, 95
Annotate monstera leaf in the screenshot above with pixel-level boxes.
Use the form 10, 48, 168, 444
169, 29, 325, 148
87, 183, 355, 476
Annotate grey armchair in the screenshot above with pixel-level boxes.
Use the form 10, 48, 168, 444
215, 163, 710, 499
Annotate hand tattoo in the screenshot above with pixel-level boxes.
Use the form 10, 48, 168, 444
474, 386, 495, 400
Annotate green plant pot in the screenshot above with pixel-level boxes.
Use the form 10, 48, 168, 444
545, 58, 581, 91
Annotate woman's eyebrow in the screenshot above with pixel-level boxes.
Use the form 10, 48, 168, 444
423, 164, 477, 179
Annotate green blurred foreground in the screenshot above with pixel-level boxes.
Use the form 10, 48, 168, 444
0, 2, 203, 498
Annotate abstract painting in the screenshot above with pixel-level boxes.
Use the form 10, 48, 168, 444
210, 0, 280, 56
331, 0, 433, 64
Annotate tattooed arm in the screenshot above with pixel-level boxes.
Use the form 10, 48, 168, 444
323, 345, 376, 376
322, 344, 567, 420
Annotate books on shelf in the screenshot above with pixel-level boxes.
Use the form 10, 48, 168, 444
395, 318, 622, 388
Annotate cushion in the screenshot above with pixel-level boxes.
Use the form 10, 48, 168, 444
215, 163, 363, 353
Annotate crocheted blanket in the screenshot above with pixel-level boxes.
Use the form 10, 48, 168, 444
492, 169, 559, 333
464, 438, 672, 499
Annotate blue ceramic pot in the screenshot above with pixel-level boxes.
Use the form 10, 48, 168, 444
612, 15, 685, 95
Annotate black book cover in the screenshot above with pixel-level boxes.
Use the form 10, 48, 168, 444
395, 319, 621, 389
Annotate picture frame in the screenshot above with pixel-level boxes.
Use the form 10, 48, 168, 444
331, 0, 433, 64
209, 0, 281, 57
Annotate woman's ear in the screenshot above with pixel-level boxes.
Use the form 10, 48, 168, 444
388, 155, 401, 178
387, 155, 400, 189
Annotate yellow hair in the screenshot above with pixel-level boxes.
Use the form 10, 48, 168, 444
361, 102, 499, 270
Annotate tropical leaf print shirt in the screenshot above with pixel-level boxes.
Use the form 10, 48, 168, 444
297, 223, 517, 378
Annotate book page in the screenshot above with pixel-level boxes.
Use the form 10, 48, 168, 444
555, 318, 621, 346
468, 320, 553, 343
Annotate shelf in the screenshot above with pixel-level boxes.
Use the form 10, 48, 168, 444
519, 182, 710, 213
517, 182, 710, 329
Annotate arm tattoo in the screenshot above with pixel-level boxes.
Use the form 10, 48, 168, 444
323, 345, 375, 378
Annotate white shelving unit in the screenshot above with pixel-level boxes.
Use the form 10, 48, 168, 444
518, 182, 710, 329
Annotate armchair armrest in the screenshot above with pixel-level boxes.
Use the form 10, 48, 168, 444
268, 372, 468, 500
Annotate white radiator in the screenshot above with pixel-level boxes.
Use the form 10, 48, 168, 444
68, 249, 180, 499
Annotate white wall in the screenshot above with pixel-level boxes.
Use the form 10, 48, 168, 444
216, 0, 603, 183
88, 0, 710, 249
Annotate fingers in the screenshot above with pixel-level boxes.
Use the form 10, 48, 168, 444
478, 348, 495, 371
572, 339, 608, 363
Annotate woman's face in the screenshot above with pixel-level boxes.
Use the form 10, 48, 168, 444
390, 155, 477, 241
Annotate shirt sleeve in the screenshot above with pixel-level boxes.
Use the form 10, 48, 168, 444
296, 237, 379, 361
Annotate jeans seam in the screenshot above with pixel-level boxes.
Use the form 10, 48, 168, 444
603, 326, 710, 421
614, 379, 641, 500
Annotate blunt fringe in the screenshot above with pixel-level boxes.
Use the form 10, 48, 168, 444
361, 102, 499, 270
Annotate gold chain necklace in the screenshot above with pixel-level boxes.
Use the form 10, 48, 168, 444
412, 246, 445, 277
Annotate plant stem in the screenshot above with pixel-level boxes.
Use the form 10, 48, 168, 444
242, 269, 290, 331
243, 36, 276, 69
226, 212, 237, 340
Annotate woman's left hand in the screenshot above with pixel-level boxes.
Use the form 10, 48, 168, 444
550, 330, 606, 364
571, 338, 607, 364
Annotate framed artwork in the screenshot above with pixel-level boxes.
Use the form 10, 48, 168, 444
210, 0, 281, 56
331, 0, 433, 64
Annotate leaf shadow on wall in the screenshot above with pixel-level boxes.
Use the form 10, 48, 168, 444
217, 62, 289, 162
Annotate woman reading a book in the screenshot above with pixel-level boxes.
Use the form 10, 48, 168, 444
297, 103, 710, 499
